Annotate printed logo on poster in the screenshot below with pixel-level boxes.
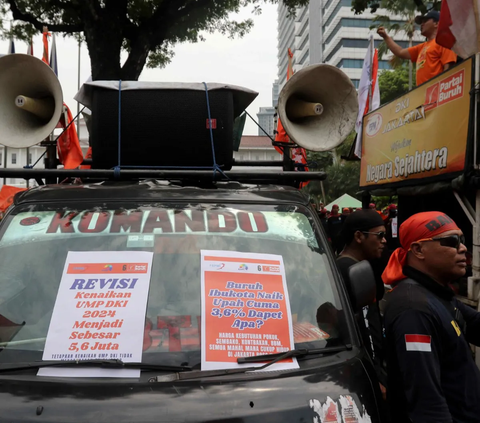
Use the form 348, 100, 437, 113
67, 262, 149, 274
209, 263, 225, 270
262, 265, 280, 273
424, 83, 439, 111
424, 69, 465, 111
438, 69, 464, 106
365, 113, 383, 137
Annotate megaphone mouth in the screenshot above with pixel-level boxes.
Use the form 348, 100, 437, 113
15, 95, 56, 122
278, 64, 358, 152
0, 54, 63, 148
286, 96, 324, 122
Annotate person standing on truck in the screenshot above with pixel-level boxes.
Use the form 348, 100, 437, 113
377, 11, 457, 86
336, 209, 388, 395
382, 212, 480, 423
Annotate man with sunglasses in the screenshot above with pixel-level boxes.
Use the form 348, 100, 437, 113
382, 212, 480, 423
337, 209, 388, 397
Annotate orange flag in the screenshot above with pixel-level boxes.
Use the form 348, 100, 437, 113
0, 185, 26, 213
42, 27, 50, 65
274, 48, 294, 154
80, 146, 92, 169
57, 104, 84, 169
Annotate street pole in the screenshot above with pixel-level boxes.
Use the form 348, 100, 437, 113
77, 39, 81, 141
368, 35, 374, 114
408, 38, 413, 90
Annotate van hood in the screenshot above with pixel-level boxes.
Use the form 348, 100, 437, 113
0, 356, 382, 423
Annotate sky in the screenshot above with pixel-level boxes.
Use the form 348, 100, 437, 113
0, 3, 279, 136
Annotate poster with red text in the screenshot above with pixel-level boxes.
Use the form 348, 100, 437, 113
201, 250, 298, 371
39, 251, 153, 378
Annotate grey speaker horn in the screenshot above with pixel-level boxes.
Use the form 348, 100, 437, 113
0, 54, 63, 148
278, 64, 358, 152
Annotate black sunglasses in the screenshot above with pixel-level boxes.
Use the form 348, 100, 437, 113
419, 234, 466, 249
361, 231, 386, 240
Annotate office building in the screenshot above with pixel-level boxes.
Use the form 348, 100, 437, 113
256, 107, 276, 136
277, 0, 422, 88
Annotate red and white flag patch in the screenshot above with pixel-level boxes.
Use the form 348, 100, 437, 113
405, 334, 431, 352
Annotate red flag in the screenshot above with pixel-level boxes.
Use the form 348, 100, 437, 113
80, 146, 92, 169
0, 185, 26, 213
57, 105, 84, 169
291, 148, 309, 188
275, 48, 309, 187
363, 49, 380, 115
436, 0, 479, 58
42, 27, 50, 65
354, 38, 381, 158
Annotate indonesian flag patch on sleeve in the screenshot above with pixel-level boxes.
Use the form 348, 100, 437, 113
405, 334, 432, 352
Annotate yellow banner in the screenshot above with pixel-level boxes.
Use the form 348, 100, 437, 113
360, 59, 472, 188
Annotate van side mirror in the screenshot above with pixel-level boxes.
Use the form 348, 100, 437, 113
347, 260, 376, 312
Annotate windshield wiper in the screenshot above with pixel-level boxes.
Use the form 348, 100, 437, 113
236, 344, 352, 364
0, 359, 192, 373
149, 344, 351, 383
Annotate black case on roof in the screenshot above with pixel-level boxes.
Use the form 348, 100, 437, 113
89, 88, 235, 170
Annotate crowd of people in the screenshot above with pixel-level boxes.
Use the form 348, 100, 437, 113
313, 201, 399, 256
321, 204, 480, 422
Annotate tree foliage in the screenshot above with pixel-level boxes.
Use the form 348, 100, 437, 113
369, 4, 416, 64
305, 133, 361, 204
378, 64, 412, 104
351, 0, 430, 15
0, 0, 309, 80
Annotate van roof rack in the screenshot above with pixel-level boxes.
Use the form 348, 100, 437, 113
0, 167, 326, 187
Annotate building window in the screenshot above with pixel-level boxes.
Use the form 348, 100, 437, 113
11, 153, 16, 164
270, 155, 275, 160
28, 153, 32, 165
299, 48, 310, 65
337, 59, 391, 69
323, 0, 352, 29
299, 35, 309, 51
9, 178, 16, 184
255, 155, 260, 161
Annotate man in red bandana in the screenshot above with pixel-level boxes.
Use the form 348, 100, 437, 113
382, 212, 480, 423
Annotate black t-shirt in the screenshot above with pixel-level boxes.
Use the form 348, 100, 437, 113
384, 266, 480, 423
336, 255, 387, 386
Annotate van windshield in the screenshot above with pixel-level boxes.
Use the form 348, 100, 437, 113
0, 203, 347, 368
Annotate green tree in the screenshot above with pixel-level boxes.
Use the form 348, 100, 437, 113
0, 0, 308, 80
351, 0, 430, 15
305, 133, 361, 204
369, 0, 418, 89
378, 63, 412, 104
321, 161, 361, 204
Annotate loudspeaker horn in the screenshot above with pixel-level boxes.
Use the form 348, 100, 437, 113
0, 54, 63, 148
278, 64, 358, 152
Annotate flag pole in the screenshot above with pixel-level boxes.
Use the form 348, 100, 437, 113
77, 40, 81, 141
368, 35, 374, 113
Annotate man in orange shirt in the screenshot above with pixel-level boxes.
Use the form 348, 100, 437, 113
377, 11, 457, 86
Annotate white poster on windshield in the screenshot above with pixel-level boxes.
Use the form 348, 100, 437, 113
38, 251, 153, 378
